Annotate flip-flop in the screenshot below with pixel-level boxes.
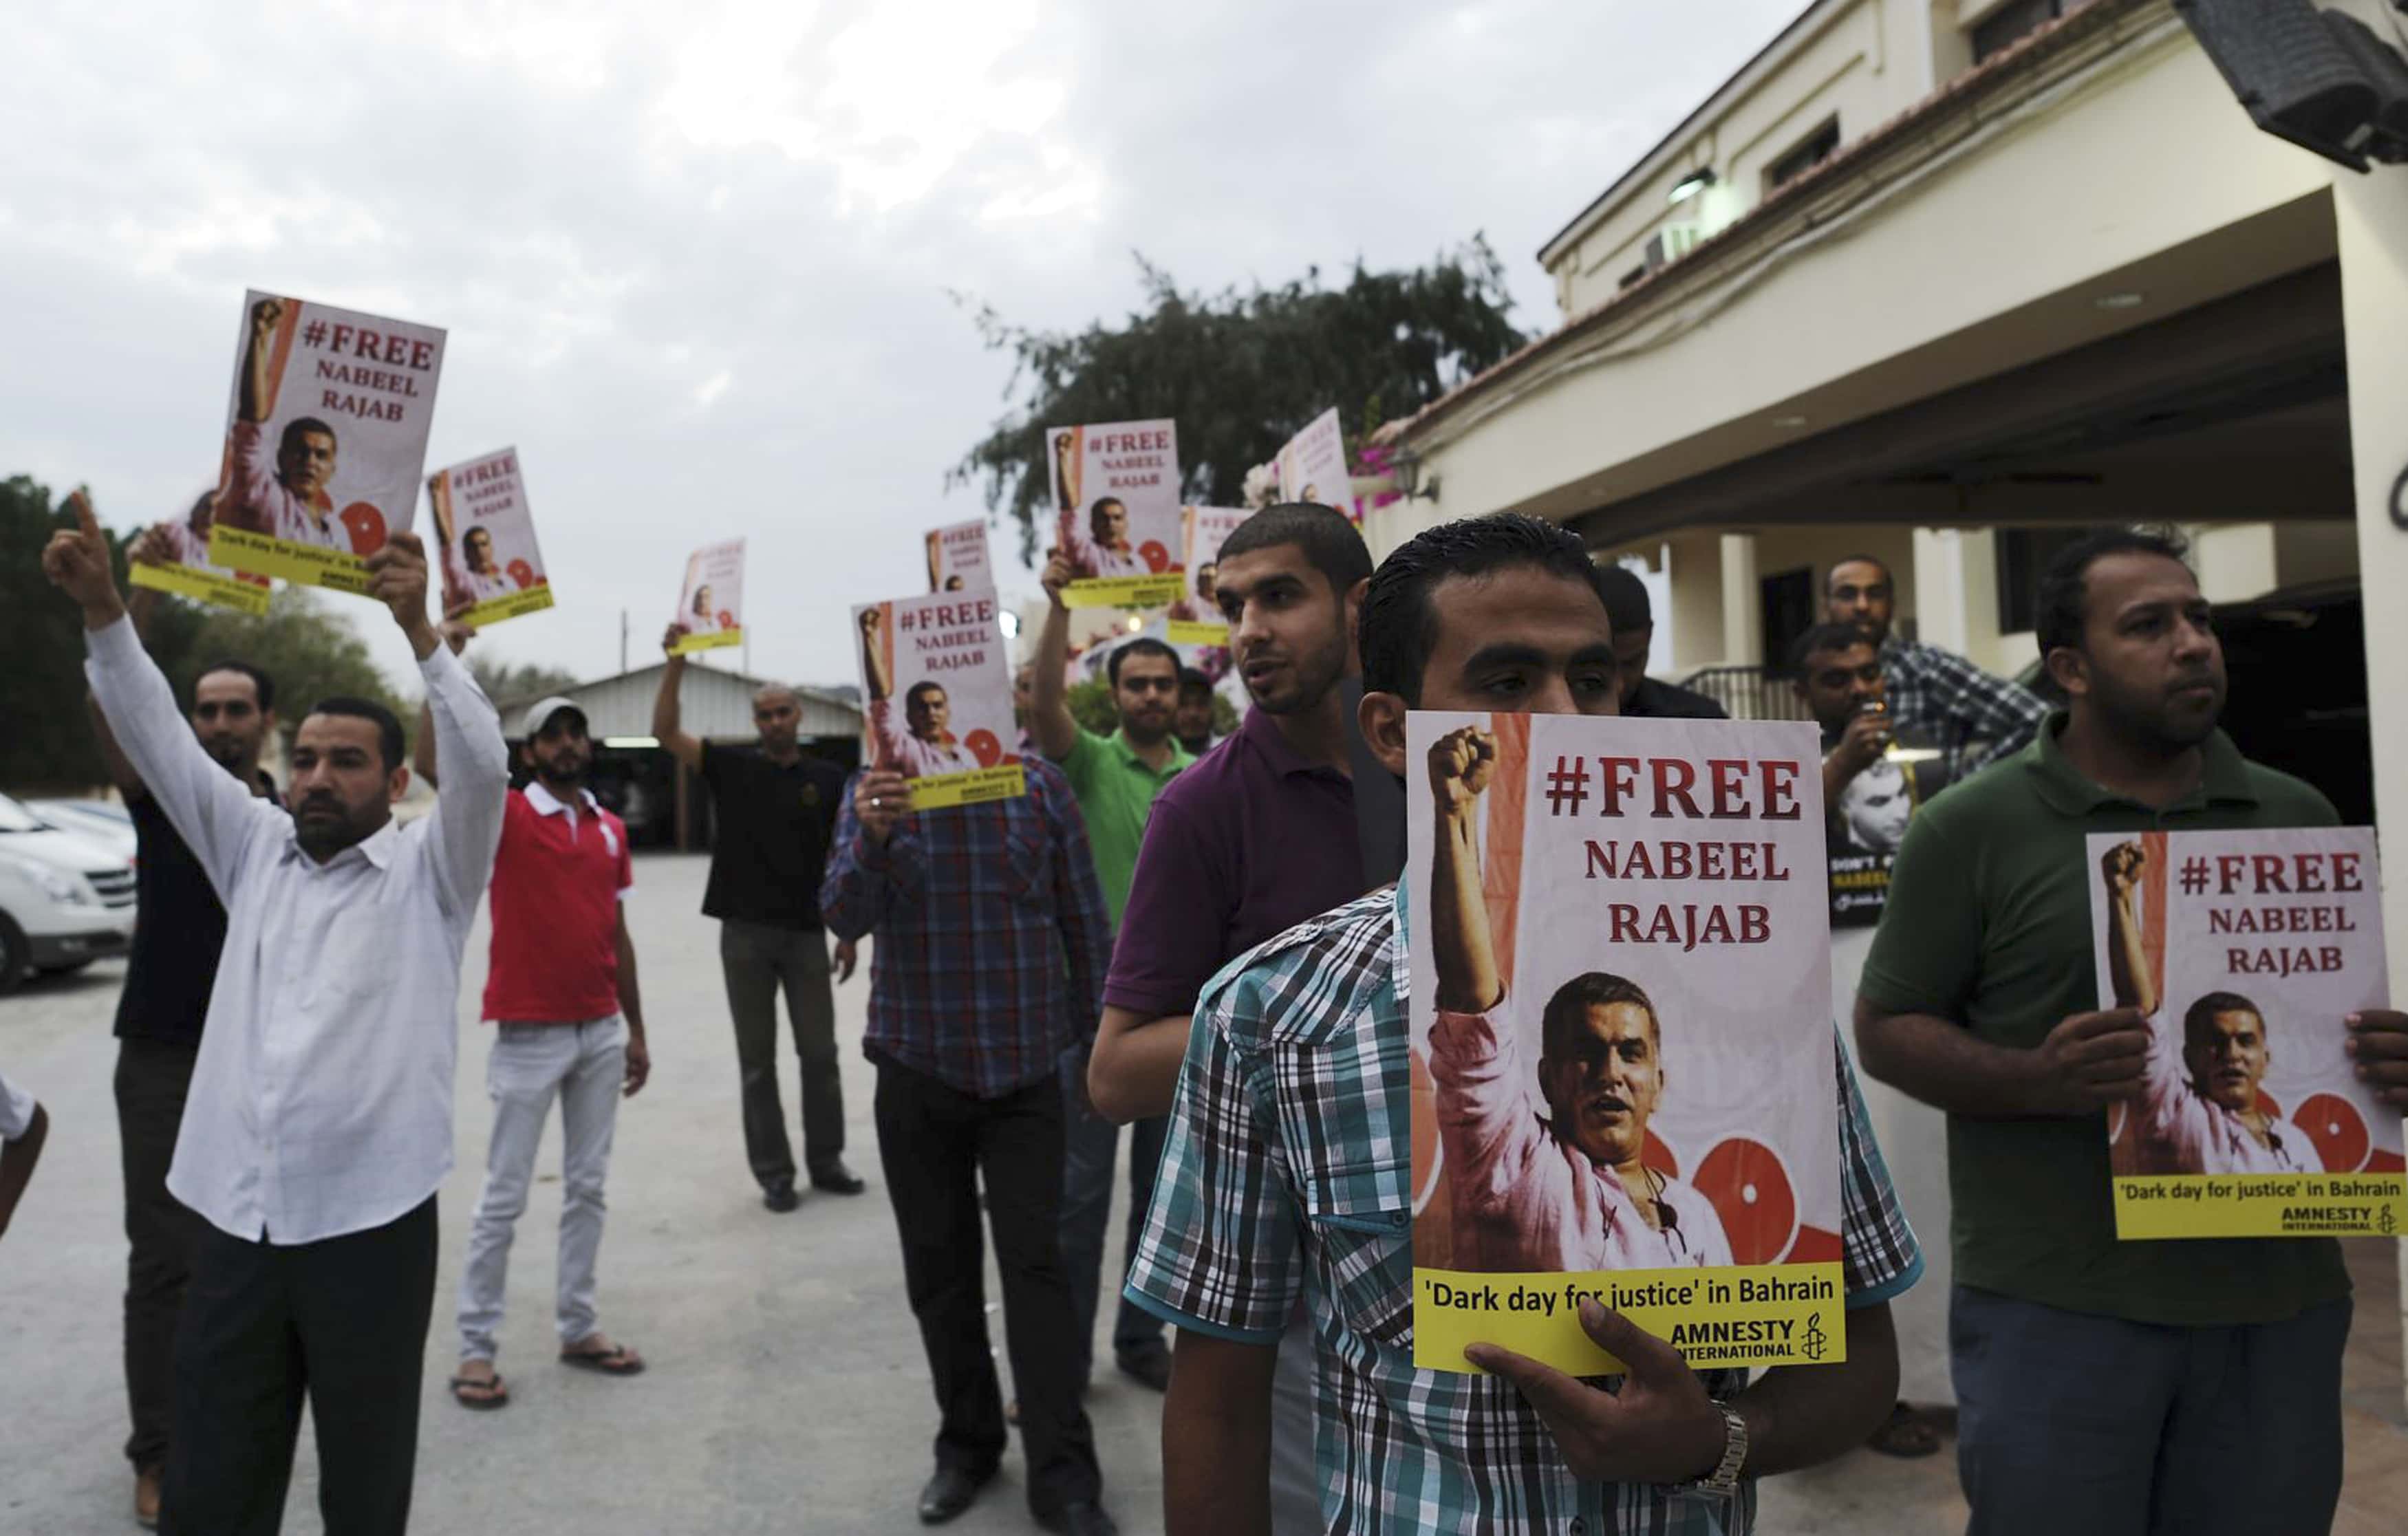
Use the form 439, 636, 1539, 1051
1867, 1402, 1942, 1458
449, 1372, 509, 1410
559, 1341, 645, 1376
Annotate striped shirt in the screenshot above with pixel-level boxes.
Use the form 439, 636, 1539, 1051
1126, 886, 1923, 1534
819, 757, 1109, 1099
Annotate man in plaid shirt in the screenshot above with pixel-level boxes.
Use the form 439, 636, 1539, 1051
1128, 515, 1922, 1534
820, 757, 1119, 1536
1827, 555, 2047, 781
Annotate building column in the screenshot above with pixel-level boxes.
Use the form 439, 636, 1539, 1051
1911, 528, 1970, 653
1718, 532, 1760, 669
2334, 170, 2408, 1416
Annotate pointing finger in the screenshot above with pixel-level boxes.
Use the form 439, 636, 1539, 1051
68, 488, 100, 540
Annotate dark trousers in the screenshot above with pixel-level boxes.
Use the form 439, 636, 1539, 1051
873, 1059, 1101, 1517
161, 1197, 438, 1536
1057, 1048, 1168, 1382
116, 1037, 208, 1473
1951, 1284, 2350, 1536
720, 920, 843, 1187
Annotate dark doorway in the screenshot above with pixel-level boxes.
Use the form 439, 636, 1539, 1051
1759, 566, 1816, 669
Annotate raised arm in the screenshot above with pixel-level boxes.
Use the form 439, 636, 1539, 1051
85, 524, 175, 798
818, 769, 919, 941
859, 606, 894, 704
1428, 725, 1501, 1014
651, 625, 704, 772
55, 493, 266, 892
367, 534, 506, 918
411, 611, 475, 789
1030, 552, 1082, 761
238, 296, 281, 424
2101, 841, 2158, 1017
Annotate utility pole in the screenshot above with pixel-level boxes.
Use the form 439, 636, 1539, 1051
619, 608, 628, 675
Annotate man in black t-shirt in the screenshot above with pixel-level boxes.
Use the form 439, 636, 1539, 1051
89, 527, 285, 1530
654, 626, 862, 1211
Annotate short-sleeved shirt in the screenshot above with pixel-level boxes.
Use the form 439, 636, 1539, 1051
115, 777, 282, 1046
1858, 716, 2349, 1327
1103, 704, 1362, 1019
698, 743, 850, 929
483, 783, 634, 1024
1127, 885, 1922, 1533
1052, 726, 1191, 928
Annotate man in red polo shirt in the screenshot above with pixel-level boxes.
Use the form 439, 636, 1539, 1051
416, 658, 652, 1410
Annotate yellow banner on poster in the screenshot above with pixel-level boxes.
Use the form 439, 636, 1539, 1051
669, 625, 741, 655
1415, 1264, 1846, 1373
906, 763, 1029, 810
1059, 572, 1187, 611
209, 526, 371, 594
458, 583, 555, 630
129, 560, 271, 616
2113, 1173, 2407, 1238
1166, 618, 1229, 647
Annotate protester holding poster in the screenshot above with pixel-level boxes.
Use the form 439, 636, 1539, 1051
925, 518, 991, 594
669, 539, 744, 653
1788, 622, 1953, 927
127, 490, 274, 616
1130, 513, 1918, 1535
1045, 420, 1185, 608
209, 292, 445, 595
855, 592, 1024, 808
427, 448, 552, 629
1856, 528, 2408, 1534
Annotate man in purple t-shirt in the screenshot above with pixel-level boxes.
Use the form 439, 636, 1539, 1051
1085, 501, 1370, 1536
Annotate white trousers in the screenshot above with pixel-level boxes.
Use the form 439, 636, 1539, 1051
456, 1017, 626, 1362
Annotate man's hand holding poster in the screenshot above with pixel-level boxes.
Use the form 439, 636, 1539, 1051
1166, 505, 1245, 647
1408, 711, 1844, 1375
207, 291, 445, 596
1044, 419, 1185, 609
127, 490, 272, 616
2090, 827, 2407, 1238
669, 539, 744, 654
854, 590, 1024, 809
1275, 406, 1355, 522
427, 447, 551, 629
925, 519, 991, 594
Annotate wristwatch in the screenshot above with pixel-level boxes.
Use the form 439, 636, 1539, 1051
1686, 1401, 1750, 1496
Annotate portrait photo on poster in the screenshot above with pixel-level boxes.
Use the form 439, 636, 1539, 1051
1406, 711, 1844, 1376
127, 486, 274, 616
1275, 407, 1357, 523
854, 589, 1025, 809
205, 290, 445, 596
427, 447, 552, 629
670, 538, 745, 654
1167, 505, 1246, 647
925, 519, 992, 594
1044, 419, 1186, 609
2090, 826, 2404, 1238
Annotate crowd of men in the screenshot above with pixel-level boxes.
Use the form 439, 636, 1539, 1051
11, 490, 2408, 1536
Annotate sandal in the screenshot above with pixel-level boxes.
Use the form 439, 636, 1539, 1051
559, 1339, 646, 1376
449, 1371, 510, 1410
1867, 1401, 1942, 1458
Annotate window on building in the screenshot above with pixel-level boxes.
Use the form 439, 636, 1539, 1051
1618, 263, 1649, 291
1995, 524, 2114, 634
1971, 0, 2067, 65
1765, 117, 1842, 193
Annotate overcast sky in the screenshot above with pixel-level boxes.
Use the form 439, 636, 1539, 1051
6, 0, 1804, 695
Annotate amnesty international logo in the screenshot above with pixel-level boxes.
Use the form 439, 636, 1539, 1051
2382, 1204, 2399, 1237
1797, 1313, 1829, 1363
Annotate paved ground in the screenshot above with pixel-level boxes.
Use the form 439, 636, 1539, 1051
1, 851, 2400, 1534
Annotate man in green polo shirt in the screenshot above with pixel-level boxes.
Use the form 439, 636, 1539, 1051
1033, 553, 1193, 1396
1855, 528, 2408, 1535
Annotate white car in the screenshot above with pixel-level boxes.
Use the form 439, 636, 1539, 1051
0, 792, 138, 992
27, 797, 139, 863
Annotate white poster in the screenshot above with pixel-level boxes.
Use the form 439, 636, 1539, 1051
1044, 418, 1185, 609
427, 447, 552, 629
671, 538, 745, 654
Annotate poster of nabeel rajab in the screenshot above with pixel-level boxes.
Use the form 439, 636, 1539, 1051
427, 447, 552, 629
2090, 827, 2402, 1240
925, 519, 992, 594
1275, 407, 1355, 522
1044, 419, 1186, 609
127, 488, 273, 616
1166, 505, 1247, 647
853, 589, 1025, 810
206, 290, 445, 596
669, 539, 744, 654
1407, 711, 1845, 1375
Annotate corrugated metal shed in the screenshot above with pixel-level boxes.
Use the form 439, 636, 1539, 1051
504, 661, 860, 743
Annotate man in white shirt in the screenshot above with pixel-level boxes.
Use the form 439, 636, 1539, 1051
45, 491, 508, 1536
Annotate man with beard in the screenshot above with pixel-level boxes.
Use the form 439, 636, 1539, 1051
453, 525, 515, 603
414, 634, 654, 1410
86, 522, 283, 1528
48, 496, 508, 1536
1086, 501, 1371, 1536
1172, 668, 1218, 758
1060, 497, 1150, 581
222, 296, 351, 552
655, 631, 861, 1211
1824, 554, 2045, 781
1856, 528, 2408, 1533
1032, 570, 1194, 1398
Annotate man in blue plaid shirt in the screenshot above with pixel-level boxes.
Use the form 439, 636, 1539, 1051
1827, 554, 2047, 781
1127, 515, 1922, 1534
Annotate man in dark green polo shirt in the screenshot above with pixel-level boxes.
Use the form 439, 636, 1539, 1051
1855, 528, 2408, 1535
1034, 554, 1194, 1394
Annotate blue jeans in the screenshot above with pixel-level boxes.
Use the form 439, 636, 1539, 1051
1950, 1284, 2350, 1536
1057, 1049, 1168, 1381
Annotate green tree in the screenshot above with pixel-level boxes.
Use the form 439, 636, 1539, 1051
167, 587, 407, 733
951, 241, 1528, 558
464, 653, 581, 711
1, 475, 131, 790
